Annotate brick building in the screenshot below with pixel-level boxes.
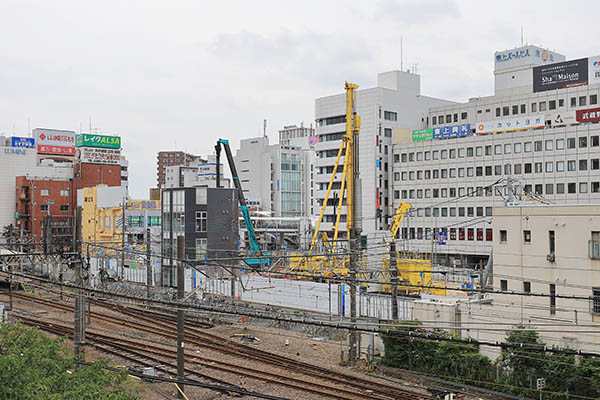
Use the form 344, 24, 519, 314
15, 176, 74, 249
73, 162, 122, 207
156, 151, 204, 188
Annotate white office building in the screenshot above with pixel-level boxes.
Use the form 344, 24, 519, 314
313, 70, 455, 243
163, 155, 227, 189
392, 45, 600, 267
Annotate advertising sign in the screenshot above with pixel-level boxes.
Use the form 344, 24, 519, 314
433, 124, 470, 140
76, 134, 121, 149
533, 58, 588, 92
412, 128, 433, 141
78, 146, 121, 164
127, 200, 161, 210
589, 56, 600, 85
475, 115, 544, 135
576, 107, 600, 123
549, 111, 576, 126
495, 45, 564, 71
33, 128, 76, 156
11, 137, 35, 148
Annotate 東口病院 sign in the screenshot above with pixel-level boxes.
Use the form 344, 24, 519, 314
76, 134, 121, 149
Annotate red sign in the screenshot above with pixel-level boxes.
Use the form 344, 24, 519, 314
576, 107, 600, 123
37, 145, 76, 155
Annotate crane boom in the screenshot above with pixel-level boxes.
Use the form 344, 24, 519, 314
390, 202, 412, 239
216, 138, 269, 267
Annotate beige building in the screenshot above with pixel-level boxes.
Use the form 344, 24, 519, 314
466, 204, 600, 357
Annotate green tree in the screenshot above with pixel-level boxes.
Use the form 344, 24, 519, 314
497, 326, 545, 395
0, 323, 138, 400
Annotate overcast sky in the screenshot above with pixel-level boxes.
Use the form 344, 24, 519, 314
1, 0, 597, 198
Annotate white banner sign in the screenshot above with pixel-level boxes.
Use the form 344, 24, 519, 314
78, 146, 121, 165
475, 115, 545, 135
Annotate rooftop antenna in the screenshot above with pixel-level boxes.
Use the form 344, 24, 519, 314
89, 117, 92, 133
520, 25, 524, 47
263, 119, 267, 137
400, 35, 403, 71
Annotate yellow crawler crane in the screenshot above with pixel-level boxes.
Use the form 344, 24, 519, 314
289, 82, 361, 277
382, 203, 447, 296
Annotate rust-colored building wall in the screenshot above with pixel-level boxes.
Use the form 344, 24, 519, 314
73, 163, 121, 206
15, 176, 73, 243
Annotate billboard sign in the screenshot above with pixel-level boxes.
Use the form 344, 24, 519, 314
533, 58, 588, 92
11, 137, 35, 148
412, 128, 433, 141
33, 128, 76, 156
589, 56, 600, 85
433, 124, 470, 140
576, 107, 600, 123
495, 45, 565, 71
76, 134, 121, 149
549, 111, 576, 126
127, 200, 161, 210
78, 146, 121, 164
475, 115, 544, 135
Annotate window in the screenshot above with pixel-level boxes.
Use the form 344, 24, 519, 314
557, 183, 565, 194
449, 168, 456, 178
571, 97, 577, 107
556, 138, 564, 150
449, 149, 456, 159
195, 211, 207, 232
502, 106, 509, 116
384, 128, 392, 137
556, 161, 564, 172
523, 230, 531, 243
476, 207, 483, 217
592, 136, 599, 147
535, 162, 542, 173
559, 98, 564, 107
545, 140, 553, 151
467, 207, 474, 217
524, 282, 531, 294
105, 216, 111, 229
476, 166, 483, 176
549, 230, 555, 255
40, 204, 48, 211
514, 143, 521, 153
593, 288, 600, 313
539, 101, 546, 111
475, 146, 483, 156
485, 145, 492, 155
60, 189, 69, 196
546, 183, 554, 194
468, 228, 474, 240
461, 111, 467, 120
458, 148, 465, 158
580, 137, 588, 148
580, 159, 588, 171
432, 170, 439, 179
495, 165, 502, 175
467, 167, 474, 177
531, 102, 537, 112
568, 160, 576, 171
514, 164, 522, 174
495, 107, 501, 117
504, 143, 511, 154
567, 137, 576, 149
425, 170, 431, 179
591, 95, 598, 105
549, 100, 556, 110
486, 228, 493, 241
580, 182, 588, 193
534, 141, 542, 152
485, 166, 492, 176
535, 184, 543, 194
449, 208, 456, 217
504, 164, 511, 175
440, 150, 447, 159
520, 104, 526, 114
500, 279, 508, 292
453, 113, 458, 122
60, 205, 69, 211
432, 116, 437, 125
466, 147, 474, 157
524, 142, 532, 152
593, 159, 600, 170
593, 182, 600, 193
195, 238, 207, 260
512, 105, 518, 114
433, 151, 439, 160
568, 182, 576, 193
550, 284, 556, 315
545, 162, 553, 172
384, 111, 397, 121
409, 152, 414, 161
40, 189, 49, 196
401, 153, 407, 162
580, 96, 587, 107
524, 163, 532, 173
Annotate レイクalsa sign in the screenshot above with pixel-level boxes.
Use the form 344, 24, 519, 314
76, 134, 121, 149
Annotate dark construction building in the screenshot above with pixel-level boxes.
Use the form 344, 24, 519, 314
161, 186, 238, 287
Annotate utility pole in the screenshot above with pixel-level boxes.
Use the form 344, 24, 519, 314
121, 198, 126, 280
390, 241, 399, 320
146, 227, 152, 300
176, 235, 185, 398
73, 207, 86, 359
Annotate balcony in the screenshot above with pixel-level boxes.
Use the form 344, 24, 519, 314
589, 240, 600, 260
19, 193, 30, 201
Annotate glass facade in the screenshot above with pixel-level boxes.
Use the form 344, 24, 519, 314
280, 152, 302, 216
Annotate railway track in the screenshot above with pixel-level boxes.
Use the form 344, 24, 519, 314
4, 290, 431, 400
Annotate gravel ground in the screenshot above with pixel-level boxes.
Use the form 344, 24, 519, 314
1, 290, 433, 400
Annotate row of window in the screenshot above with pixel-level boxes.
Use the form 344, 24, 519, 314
127, 216, 162, 227
400, 226, 493, 241
431, 94, 599, 126
40, 204, 69, 212
396, 136, 600, 163
406, 206, 493, 218
395, 180, 600, 200
39, 189, 70, 196
396, 158, 600, 181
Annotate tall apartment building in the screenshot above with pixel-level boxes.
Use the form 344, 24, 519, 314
392, 45, 600, 267
313, 70, 455, 242
234, 136, 307, 217
156, 151, 205, 188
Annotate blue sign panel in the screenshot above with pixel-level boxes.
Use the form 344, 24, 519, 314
433, 123, 471, 140
11, 137, 35, 148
